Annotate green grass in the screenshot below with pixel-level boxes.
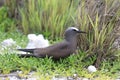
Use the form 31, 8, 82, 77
0, 7, 16, 32
0, 31, 119, 80
77, 0, 120, 67
19, 0, 79, 39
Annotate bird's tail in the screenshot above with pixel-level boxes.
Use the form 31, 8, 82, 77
17, 49, 35, 53
18, 54, 37, 58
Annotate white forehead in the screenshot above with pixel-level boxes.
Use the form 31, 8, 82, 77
67, 27, 79, 31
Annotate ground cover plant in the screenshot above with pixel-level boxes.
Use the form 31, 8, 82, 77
0, 6, 15, 32
0, 28, 119, 80
0, 32, 119, 79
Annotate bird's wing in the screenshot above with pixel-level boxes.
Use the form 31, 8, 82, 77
18, 41, 72, 59
33, 41, 72, 58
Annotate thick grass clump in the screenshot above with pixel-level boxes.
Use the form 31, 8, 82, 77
19, 0, 79, 39
77, 0, 120, 67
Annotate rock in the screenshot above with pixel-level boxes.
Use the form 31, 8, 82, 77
82, 78, 89, 80
8, 76, 19, 80
26, 34, 36, 49
52, 76, 67, 80
1, 38, 16, 47
35, 34, 49, 48
87, 65, 97, 73
73, 74, 78, 78
26, 34, 49, 49
113, 37, 120, 49
26, 77, 37, 80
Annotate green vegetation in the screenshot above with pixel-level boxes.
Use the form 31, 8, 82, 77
0, 47, 119, 79
0, 0, 120, 79
77, 0, 120, 67
0, 30, 119, 80
19, 0, 79, 38
0, 7, 15, 32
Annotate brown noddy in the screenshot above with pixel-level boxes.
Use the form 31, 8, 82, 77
18, 27, 86, 59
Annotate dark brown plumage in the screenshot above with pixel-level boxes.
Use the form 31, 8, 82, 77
18, 27, 86, 59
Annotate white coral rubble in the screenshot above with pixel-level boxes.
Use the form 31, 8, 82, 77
1, 38, 16, 47
26, 34, 49, 49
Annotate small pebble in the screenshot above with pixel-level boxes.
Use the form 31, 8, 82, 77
27, 77, 37, 80
1, 38, 16, 47
52, 76, 67, 80
8, 76, 19, 80
73, 74, 78, 77
82, 78, 89, 80
87, 65, 97, 73
67, 77, 74, 80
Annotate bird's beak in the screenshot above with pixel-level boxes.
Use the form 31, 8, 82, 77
78, 30, 86, 34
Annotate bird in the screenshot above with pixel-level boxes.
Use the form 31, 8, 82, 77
18, 27, 86, 59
